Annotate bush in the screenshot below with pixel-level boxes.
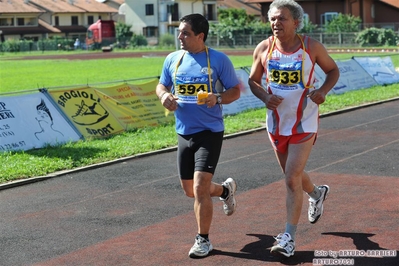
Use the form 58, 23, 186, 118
0, 38, 78, 52
251, 20, 272, 35
130, 34, 148, 47
158, 34, 175, 47
38, 38, 67, 51
0, 40, 16, 52
355, 27, 399, 46
299, 20, 318, 33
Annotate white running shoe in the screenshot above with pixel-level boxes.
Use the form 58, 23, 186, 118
188, 235, 213, 258
270, 233, 295, 257
308, 185, 330, 224
220, 177, 237, 216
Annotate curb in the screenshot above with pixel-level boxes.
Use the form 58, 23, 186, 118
1, 97, 398, 190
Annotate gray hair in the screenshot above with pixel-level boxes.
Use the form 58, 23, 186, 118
268, 0, 304, 32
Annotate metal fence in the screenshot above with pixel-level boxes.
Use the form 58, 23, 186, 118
206, 32, 361, 48
1, 32, 397, 53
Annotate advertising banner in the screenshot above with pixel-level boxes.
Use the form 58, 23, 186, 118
353, 56, 399, 85
0, 92, 82, 152
222, 68, 265, 115
95, 79, 174, 130
316, 59, 379, 95
47, 87, 125, 139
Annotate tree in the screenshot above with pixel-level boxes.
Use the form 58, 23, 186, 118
325, 13, 361, 33
115, 22, 133, 48
209, 8, 271, 47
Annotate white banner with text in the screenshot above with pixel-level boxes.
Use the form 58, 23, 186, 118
0, 92, 82, 152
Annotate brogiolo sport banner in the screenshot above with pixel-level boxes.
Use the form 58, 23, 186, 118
45, 86, 125, 139
0, 92, 82, 152
45, 79, 173, 139
95, 79, 174, 130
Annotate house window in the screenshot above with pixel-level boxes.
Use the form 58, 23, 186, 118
205, 4, 216, 21
167, 3, 179, 22
146, 4, 154, 16
0, 18, 7, 26
71, 16, 79, 25
143, 26, 158, 37
17, 18, 25, 26
88, 16, 94, 25
55, 16, 59, 26
321, 12, 338, 25
303, 13, 310, 24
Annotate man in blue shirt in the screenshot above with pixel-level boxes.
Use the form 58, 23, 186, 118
156, 13, 241, 258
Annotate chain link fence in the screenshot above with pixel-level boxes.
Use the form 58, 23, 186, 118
206, 32, 389, 48
1, 32, 398, 53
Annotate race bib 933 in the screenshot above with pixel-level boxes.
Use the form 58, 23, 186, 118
269, 69, 300, 85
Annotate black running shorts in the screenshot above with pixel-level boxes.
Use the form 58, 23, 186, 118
177, 130, 224, 180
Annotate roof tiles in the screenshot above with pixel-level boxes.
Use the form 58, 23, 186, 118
30, 0, 85, 12
64, 0, 118, 12
0, 0, 118, 14
0, 0, 44, 13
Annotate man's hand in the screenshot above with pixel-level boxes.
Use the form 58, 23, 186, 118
265, 94, 284, 110
160, 92, 179, 111
307, 89, 326, 105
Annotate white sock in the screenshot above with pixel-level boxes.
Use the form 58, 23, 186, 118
307, 185, 321, 200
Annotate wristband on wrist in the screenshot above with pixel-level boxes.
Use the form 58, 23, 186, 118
159, 91, 169, 101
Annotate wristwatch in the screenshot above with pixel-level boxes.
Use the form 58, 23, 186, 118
216, 93, 222, 104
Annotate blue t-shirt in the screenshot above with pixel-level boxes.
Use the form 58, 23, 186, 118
159, 48, 239, 135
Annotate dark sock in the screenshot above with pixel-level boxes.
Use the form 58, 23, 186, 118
220, 185, 229, 199
198, 234, 209, 241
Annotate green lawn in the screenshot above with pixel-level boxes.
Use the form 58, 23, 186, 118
1, 50, 398, 92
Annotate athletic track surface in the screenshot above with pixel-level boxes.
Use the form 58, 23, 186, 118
0, 96, 398, 265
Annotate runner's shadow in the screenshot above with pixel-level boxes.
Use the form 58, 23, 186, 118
323, 232, 380, 249
322, 232, 399, 266
210, 234, 314, 264
210, 232, 398, 265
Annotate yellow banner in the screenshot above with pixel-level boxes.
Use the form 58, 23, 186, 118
48, 86, 125, 138
94, 79, 174, 129
47, 80, 173, 139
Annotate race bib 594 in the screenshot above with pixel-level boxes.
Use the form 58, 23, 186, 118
177, 84, 208, 95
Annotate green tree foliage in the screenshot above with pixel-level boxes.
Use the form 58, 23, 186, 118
250, 20, 272, 35
299, 19, 318, 33
115, 22, 133, 48
355, 27, 399, 47
325, 13, 362, 33
209, 8, 271, 47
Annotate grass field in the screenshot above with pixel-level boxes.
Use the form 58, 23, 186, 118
1, 50, 399, 183
1, 50, 398, 93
